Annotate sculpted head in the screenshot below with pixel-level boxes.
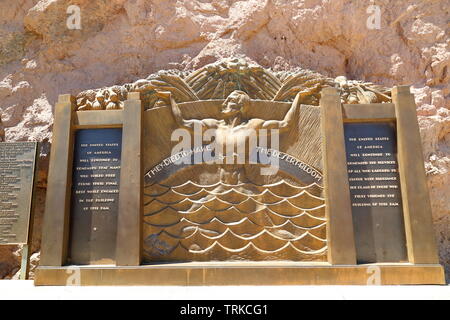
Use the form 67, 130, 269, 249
221, 90, 250, 119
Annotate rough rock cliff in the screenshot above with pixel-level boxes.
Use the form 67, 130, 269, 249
0, 0, 448, 280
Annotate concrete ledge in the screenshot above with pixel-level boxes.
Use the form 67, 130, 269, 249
35, 262, 445, 286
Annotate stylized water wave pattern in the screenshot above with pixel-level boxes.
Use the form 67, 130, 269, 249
143, 180, 327, 262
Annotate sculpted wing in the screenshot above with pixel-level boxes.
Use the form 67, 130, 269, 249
75, 58, 392, 111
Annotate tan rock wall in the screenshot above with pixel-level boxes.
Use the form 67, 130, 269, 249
0, 0, 448, 281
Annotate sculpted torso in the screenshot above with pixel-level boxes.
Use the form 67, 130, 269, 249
168, 90, 300, 183
199, 118, 267, 157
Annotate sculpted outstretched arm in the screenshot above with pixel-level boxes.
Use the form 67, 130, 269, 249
261, 92, 301, 132
170, 95, 191, 127
160, 91, 217, 131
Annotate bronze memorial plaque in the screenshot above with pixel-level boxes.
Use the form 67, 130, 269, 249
0, 142, 37, 245
344, 122, 407, 263
69, 128, 122, 265
36, 60, 445, 285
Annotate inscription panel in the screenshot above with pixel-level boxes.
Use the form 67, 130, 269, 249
344, 123, 407, 263
0, 142, 37, 244
69, 129, 122, 265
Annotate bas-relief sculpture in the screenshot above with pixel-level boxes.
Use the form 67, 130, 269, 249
35, 58, 446, 285
143, 90, 327, 262
72, 58, 392, 263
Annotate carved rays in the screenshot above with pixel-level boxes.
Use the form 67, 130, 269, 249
75, 57, 392, 111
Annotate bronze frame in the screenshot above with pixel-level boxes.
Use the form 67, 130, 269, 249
40, 93, 143, 267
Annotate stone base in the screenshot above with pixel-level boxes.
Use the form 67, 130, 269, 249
34, 262, 446, 286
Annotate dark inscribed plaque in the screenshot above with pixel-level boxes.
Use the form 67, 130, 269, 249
0, 142, 37, 244
344, 123, 407, 263
69, 129, 122, 265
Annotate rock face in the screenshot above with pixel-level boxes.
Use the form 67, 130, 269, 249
0, 0, 448, 280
